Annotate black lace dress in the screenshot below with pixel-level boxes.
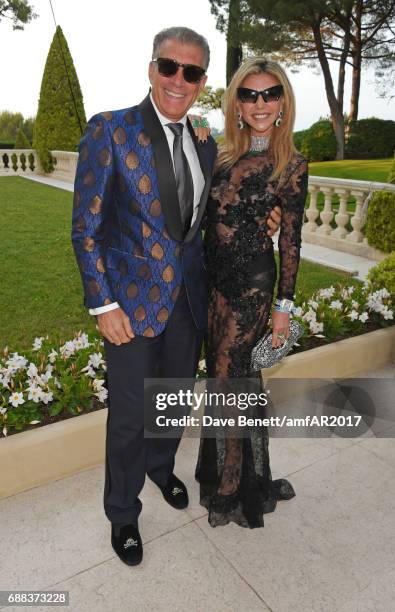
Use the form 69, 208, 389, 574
195, 150, 308, 528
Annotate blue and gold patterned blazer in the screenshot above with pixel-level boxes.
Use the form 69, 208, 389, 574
71, 95, 217, 336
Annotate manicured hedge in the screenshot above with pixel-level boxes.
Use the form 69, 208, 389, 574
367, 252, 395, 297
365, 191, 395, 253
346, 118, 395, 160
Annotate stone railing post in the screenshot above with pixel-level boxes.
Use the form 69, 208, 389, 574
348, 190, 366, 243
316, 187, 334, 235
304, 184, 319, 232
333, 188, 350, 239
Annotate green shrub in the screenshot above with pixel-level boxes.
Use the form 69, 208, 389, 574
388, 151, 395, 184
14, 128, 31, 149
367, 253, 395, 297
299, 120, 337, 162
33, 25, 86, 173
293, 129, 307, 152
0, 142, 15, 149
365, 191, 395, 253
346, 118, 395, 160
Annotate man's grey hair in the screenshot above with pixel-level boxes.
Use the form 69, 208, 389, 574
152, 26, 210, 70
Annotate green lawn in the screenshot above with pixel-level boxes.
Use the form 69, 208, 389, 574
309, 158, 392, 183
1, 177, 356, 352
0, 177, 96, 352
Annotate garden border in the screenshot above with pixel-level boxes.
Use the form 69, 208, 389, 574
1, 327, 394, 500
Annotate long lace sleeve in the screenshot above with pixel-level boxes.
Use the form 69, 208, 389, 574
276, 156, 308, 300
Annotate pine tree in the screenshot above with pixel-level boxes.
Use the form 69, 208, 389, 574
15, 128, 31, 148
33, 26, 86, 172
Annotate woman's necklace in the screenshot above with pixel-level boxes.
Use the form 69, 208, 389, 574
249, 135, 270, 152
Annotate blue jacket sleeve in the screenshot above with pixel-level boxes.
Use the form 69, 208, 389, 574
71, 114, 116, 309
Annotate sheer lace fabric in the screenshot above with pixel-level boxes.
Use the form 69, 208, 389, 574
195, 151, 308, 528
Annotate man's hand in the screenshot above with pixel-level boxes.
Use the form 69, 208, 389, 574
267, 205, 282, 237
97, 308, 135, 345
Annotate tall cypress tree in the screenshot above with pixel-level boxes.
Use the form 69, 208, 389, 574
33, 26, 86, 172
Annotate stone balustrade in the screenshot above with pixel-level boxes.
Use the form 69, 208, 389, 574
0, 149, 41, 175
1, 150, 394, 260
304, 176, 395, 260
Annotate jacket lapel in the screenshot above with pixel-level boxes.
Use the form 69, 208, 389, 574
184, 118, 213, 243
138, 95, 183, 242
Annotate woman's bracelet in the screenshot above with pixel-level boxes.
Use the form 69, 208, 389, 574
274, 298, 295, 314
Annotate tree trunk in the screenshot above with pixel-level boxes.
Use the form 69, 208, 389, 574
349, 0, 363, 121
312, 21, 345, 159
337, 7, 352, 111
226, 0, 243, 84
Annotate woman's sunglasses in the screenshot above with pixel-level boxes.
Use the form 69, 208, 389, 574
237, 85, 284, 104
152, 57, 206, 84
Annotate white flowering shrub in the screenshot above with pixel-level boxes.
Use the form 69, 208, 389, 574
0, 332, 107, 437
294, 281, 393, 347
0, 280, 393, 436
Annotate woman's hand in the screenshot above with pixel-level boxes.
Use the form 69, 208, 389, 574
188, 114, 211, 143
271, 310, 290, 348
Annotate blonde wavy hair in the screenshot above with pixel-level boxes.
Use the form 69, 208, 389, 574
217, 57, 297, 182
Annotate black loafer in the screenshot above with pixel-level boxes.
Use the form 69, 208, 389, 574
160, 474, 189, 510
111, 523, 143, 566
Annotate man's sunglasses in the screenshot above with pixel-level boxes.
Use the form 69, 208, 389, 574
237, 85, 284, 104
152, 57, 206, 84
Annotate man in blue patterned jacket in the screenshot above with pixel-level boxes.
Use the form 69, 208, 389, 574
72, 26, 280, 567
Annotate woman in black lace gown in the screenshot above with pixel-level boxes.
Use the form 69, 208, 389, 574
195, 58, 308, 528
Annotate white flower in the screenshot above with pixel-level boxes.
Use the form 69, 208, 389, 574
308, 299, 319, 310
0, 371, 12, 389
351, 300, 359, 310
310, 321, 324, 334
88, 352, 105, 369
74, 333, 90, 350
81, 365, 96, 378
6, 353, 28, 372
359, 312, 369, 323
92, 378, 106, 391
2, 426, 7, 437
32, 337, 45, 351
330, 300, 343, 311
375, 288, 390, 300
27, 362, 39, 379
318, 286, 335, 299
95, 388, 108, 403
28, 386, 44, 403
53, 376, 62, 389
41, 391, 54, 404
340, 286, 355, 300
381, 308, 393, 320
29, 420, 41, 425
41, 365, 53, 383
48, 349, 58, 363
292, 306, 303, 317
9, 392, 25, 407
348, 310, 359, 321
60, 341, 76, 358
303, 309, 317, 323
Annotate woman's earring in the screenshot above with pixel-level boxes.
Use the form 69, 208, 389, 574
237, 112, 244, 130
275, 110, 284, 127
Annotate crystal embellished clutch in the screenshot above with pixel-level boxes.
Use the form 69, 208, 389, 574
251, 319, 304, 371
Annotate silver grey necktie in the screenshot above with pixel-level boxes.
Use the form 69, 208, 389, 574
166, 122, 194, 234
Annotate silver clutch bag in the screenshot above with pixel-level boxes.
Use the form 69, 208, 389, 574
251, 319, 304, 371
